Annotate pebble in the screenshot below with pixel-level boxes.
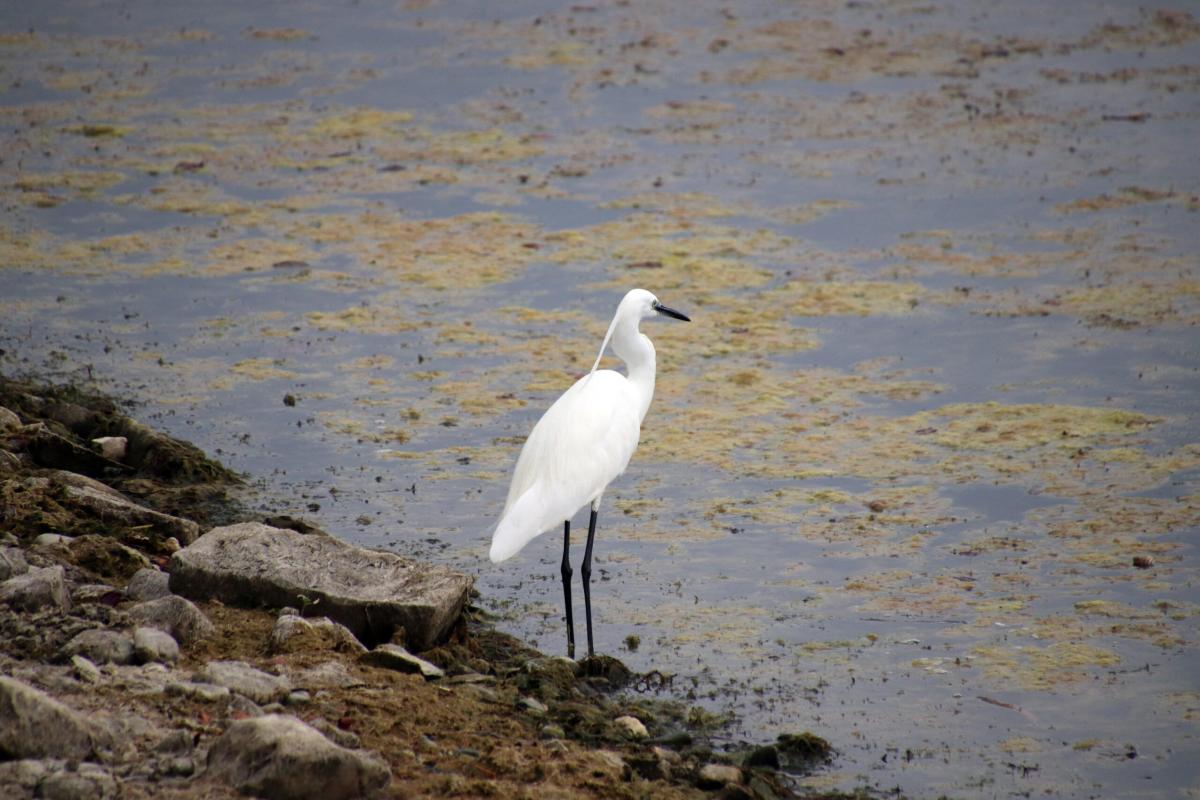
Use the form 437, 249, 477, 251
62, 629, 135, 666
0, 546, 29, 581
285, 689, 311, 706
34, 533, 74, 547
198, 660, 291, 705
0, 565, 73, 613
71, 655, 102, 685
133, 627, 180, 665
697, 763, 742, 788
360, 643, 444, 679
614, 714, 648, 739
124, 568, 171, 602
166, 680, 230, 703
91, 436, 128, 461
518, 696, 548, 714
540, 723, 566, 740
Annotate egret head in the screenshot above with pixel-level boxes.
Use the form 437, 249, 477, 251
621, 288, 691, 323
590, 289, 690, 374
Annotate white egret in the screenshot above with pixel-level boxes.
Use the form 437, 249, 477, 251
489, 288, 690, 659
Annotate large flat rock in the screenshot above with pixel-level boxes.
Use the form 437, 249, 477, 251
0, 675, 112, 761
169, 523, 472, 650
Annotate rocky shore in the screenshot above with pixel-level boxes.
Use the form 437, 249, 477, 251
0, 376, 830, 799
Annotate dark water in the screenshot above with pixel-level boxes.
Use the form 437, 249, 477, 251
2, 1, 1198, 796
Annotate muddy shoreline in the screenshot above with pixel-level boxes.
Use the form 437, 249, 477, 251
0, 374, 833, 799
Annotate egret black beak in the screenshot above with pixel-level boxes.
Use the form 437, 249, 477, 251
653, 301, 691, 322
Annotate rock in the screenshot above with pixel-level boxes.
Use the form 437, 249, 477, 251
71, 655, 102, 684
62, 629, 136, 665
197, 660, 292, 705
360, 644, 444, 680
206, 714, 390, 800
38, 762, 117, 800
518, 656, 578, 701
269, 614, 366, 655
540, 723, 566, 740
229, 693, 265, 717
34, 533, 73, 547
614, 715, 649, 739
170, 522, 472, 649
68, 535, 149, 582
0, 565, 72, 613
124, 568, 171, 602
154, 730, 194, 754
745, 744, 780, 769
518, 696, 548, 714
133, 627, 180, 665
286, 690, 311, 706
590, 750, 631, 782
126, 595, 214, 645
91, 436, 127, 461
697, 763, 743, 788
0, 759, 50, 797
71, 584, 122, 605
165, 681, 230, 703
774, 731, 832, 769
58, 477, 200, 545
288, 660, 365, 691
0, 675, 111, 760
0, 405, 21, 430
0, 546, 29, 581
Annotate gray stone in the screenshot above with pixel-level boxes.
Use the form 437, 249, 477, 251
228, 693, 264, 717
123, 568, 171, 602
0, 546, 29, 581
518, 696, 548, 714
126, 595, 214, 646
170, 522, 472, 650
207, 714, 390, 800
165, 681, 230, 703
0, 758, 50, 798
697, 763, 742, 788
0, 565, 72, 613
133, 626, 180, 665
288, 660, 365, 690
269, 614, 366, 655
38, 763, 117, 800
62, 629, 135, 665
0, 676, 111, 761
58, 476, 200, 545
70, 584, 120, 605
71, 655, 102, 684
91, 436, 127, 461
360, 644, 444, 680
614, 715, 648, 739
285, 689, 312, 706
197, 660, 291, 705
162, 756, 195, 777
154, 730, 194, 754
0, 405, 21, 431
34, 533, 73, 547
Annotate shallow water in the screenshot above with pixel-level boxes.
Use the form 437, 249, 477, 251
2, 0, 1198, 796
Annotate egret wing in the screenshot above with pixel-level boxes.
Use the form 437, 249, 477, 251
491, 371, 641, 562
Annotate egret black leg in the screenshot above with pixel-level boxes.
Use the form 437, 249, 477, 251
581, 508, 598, 658
561, 521, 575, 659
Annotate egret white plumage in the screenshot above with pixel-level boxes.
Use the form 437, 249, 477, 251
489, 288, 690, 659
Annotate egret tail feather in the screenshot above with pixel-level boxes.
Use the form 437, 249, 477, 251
490, 481, 560, 563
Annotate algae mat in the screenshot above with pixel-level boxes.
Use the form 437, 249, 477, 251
1, 0, 1197, 796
